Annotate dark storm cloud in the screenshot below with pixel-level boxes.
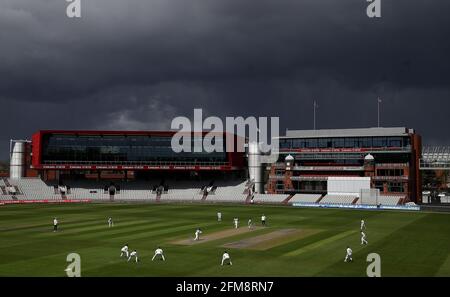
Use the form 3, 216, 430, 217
0, 0, 450, 159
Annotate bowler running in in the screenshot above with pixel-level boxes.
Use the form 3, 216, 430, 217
194, 228, 202, 241
361, 231, 368, 245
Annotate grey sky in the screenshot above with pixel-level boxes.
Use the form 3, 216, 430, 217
0, 0, 449, 160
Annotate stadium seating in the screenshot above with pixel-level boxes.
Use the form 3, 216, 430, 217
206, 194, 248, 203
7, 178, 61, 200
252, 194, 289, 203
205, 180, 248, 203
376, 195, 402, 206
159, 179, 205, 202
67, 180, 155, 201
288, 194, 323, 204
0, 177, 405, 207
356, 194, 403, 206
320, 194, 358, 205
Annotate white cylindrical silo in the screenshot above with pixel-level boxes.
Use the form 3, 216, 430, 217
10, 141, 26, 179
248, 142, 263, 193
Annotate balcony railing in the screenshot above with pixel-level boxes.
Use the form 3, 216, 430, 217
292, 166, 365, 171
420, 160, 450, 170
290, 176, 328, 181
372, 176, 409, 181
41, 160, 230, 166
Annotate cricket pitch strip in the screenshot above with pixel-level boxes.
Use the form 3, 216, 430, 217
222, 228, 321, 250
171, 227, 263, 245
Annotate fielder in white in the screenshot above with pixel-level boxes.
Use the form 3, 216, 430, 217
248, 218, 253, 229
344, 246, 353, 262
221, 251, 232, 266
217, 212, 222, 222
128, 250, 139, 263
233, 218, 239, 229
361, 231, 368, 245
53, 218, 59, 232
194, 228, 202, 241
108, 217, 114, 228
152, 247, 165, 261
360, 219, 366, 231
120, 244, 129, 258
261, 214, 267, 226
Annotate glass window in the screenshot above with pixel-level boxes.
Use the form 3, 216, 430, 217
332, 138, 345, 148
42, 134, 228, 163
318, 139, 328, 148
280, 139, 291, 149
362, 137, 372, 148
345, 138, 355, 148
388, 182, 404, 193
292, 139, 305, 149
305, 138, 318, 148
375, 137, 387, 147
388, 137, 402, 147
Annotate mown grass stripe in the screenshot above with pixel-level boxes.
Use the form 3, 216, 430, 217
114, 222, 220, 242
81, 220, 190, 240
0, 218, 103, 233
284, 230, 357, 257
30, 220, 155, 238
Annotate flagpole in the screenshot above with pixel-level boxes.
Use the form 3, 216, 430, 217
377, 97, 381, 127
313, 100, 317, 130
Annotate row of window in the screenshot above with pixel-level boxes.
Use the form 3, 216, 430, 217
374, 182, 405, 193
275, 181, 406, 193
42, 135, 228, 162
42, 147, 227, 162
280, 136, 410, 149
376, 169, 405, 177
45, 135, 224, 148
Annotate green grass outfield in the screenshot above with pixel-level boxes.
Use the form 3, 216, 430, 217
0, 203, 449, 277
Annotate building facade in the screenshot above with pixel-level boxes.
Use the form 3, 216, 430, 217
266, 127, 422, 203
29, 130, 246, 181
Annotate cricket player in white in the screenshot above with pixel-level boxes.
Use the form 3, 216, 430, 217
128, 250, 138, 263
361, 231, 368, 245
221, 251, 232, 266
217, 212, 222, 222
120, 244, 129, 258
344, 246, 353, 262
152, 247, 165, 261
248, 218, 253, 229
233, 218, 239, 229
361, 219, 366, 231
108, 217, 114, 227
194, 228, 202, 241
261, 214, 267, 226
53, 218, 58, 232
